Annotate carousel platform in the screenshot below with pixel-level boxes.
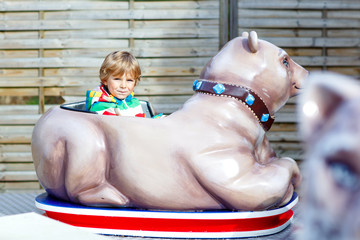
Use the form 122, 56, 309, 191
0, 191, 302, 240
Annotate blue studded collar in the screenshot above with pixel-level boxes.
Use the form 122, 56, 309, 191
193, 79, 274, 131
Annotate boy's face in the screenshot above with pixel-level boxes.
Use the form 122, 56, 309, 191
104, 72, 137, 100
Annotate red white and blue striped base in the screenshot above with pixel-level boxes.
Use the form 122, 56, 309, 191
35, 192, 298, 238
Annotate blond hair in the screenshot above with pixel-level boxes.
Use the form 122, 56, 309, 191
99, 51, 141, 85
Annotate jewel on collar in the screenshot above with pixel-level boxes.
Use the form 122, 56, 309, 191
196, 81, 203, 90
213, 83, 225, 94
192, 80, 198, 91
193, 80, 203, 91
261, 114, 269, 122
245, 94, 255, 106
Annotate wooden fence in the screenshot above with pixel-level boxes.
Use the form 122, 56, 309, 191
0, 0, 359, 190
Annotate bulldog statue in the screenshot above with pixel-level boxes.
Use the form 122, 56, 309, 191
298, 72, 360, 239
32, 31, 306, 211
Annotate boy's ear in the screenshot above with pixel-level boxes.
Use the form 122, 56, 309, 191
298, 72, 360, 141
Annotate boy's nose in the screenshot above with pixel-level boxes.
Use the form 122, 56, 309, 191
120, 80, 126, 88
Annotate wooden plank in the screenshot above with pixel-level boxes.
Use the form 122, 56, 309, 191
328, 30, 360, 38
134, 39, 218, 48
238, 9, 321, 18
275, 112, 298, 123
140, 77, 196, 85
0, 115, 40, 125
0, 77, 97, 88
219, 0, 229, 49
0, 69, 39, 77
42, 28, 217, 39
0, 12, 38, 20
271, 142, 304, 151
133, 19, 218, 29
43, 9, 219, 20
267, 131, 300, 142
273, 149, 304, 161
328, 10, 360, 19
0, 152, 33, 163
229, 0, 238, 40
270, 123, 298, 132
276, 104, 298, 115
0, 50, 39, 58
0, 163, 35, 171
39, 86, 45, 114
0, 1, 129, 11
0, 20, 129, 31
0, 126, 33, 144
0, 181, 41, 190
239, 0, 360, 10
44, 68, 97, 77
0, 126, 34, 134
263, 37, 360, 48
43, 47, 218, 58
239, 18, 360, 29
0, 57, 102, 68
134, 1, 219, 9
0, 171, 37, 181
328, 48, 360, 56
0, 105, 54, 114
0, 38, 217, 50
0, 144, 31, 153
0, 39, 129, 49
0, 88, 38, 96
0, 31, 39, 39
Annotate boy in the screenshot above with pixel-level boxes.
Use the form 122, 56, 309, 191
86, 51, 146, 117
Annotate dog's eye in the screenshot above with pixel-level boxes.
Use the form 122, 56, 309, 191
328, 160, 359, 191
283, 58, 290, 68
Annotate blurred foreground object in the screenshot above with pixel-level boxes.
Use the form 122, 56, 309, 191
299, 71, 360, 240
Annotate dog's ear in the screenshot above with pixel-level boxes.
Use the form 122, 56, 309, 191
241, 32, 249, 37
241, 31, 258, 53
298, 72, 360, 141
248, 31, 258, 53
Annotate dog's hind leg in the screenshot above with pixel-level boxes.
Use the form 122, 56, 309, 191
63, 130, 129, 207
77, 182, 129, 207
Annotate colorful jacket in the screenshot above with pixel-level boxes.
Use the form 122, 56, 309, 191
86, 85, 146, 117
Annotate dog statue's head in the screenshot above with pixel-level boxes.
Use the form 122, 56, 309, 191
299, 71, 360, 240
200, 31, 308, 114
